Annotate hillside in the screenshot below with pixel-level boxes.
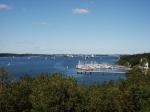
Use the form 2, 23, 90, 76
118, 53, 150, 67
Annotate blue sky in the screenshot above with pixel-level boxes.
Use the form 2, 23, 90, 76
0, 0, 150, 54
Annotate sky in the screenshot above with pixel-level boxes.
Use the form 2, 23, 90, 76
0, 0, 150, 54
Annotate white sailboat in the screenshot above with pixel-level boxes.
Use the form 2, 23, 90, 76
91, 54, 94, 58
7, 62, 11, 66
66, 66, 69, 69
27, 57, 31, 60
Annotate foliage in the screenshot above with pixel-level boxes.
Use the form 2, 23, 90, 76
0, 68, 150, 112
118, 53, 150, 67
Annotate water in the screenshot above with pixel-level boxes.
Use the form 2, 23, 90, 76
0, 55, 126, 85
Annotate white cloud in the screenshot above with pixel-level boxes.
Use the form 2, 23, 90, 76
32, 22, 48, 26
0, 3, 11, 10
72, 8, 89, 14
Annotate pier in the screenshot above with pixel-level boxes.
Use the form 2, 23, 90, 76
76, 61, 130, 74
77, 70, 126, 74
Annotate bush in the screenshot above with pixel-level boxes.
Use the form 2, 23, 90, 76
0, 68, 150, 112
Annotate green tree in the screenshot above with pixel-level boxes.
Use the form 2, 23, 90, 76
30, 74, 86, 112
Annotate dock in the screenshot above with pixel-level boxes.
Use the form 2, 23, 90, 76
76, 61, 130, 74
77, 70, 126, 74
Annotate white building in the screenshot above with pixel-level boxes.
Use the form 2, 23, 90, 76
139, 58, 149, 70
143, 62, 149, 70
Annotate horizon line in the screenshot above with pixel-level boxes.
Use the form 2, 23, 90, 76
0, 52, 150, 55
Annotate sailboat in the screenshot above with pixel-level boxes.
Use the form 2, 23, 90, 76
7, 62, 11, 66
27, 57, 31, 60
91, 54, 94, 58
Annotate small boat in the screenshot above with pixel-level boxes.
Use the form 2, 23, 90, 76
27, 57, 31, 60
51, 56, 56, 60
66, 66, 69, 69
7, 62, 11, 66
64, 54, 74, 58
91, 54, 94, 58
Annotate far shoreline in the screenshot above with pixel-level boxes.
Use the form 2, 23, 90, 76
0, 53, 112, 57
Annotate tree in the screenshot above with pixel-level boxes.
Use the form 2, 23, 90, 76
30, 74, 86, 112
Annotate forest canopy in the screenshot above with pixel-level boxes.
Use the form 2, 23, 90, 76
118, 53, 150, 67
0, 67, 150, 112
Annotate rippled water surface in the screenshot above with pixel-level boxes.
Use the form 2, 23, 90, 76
0, 55, 126, 85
